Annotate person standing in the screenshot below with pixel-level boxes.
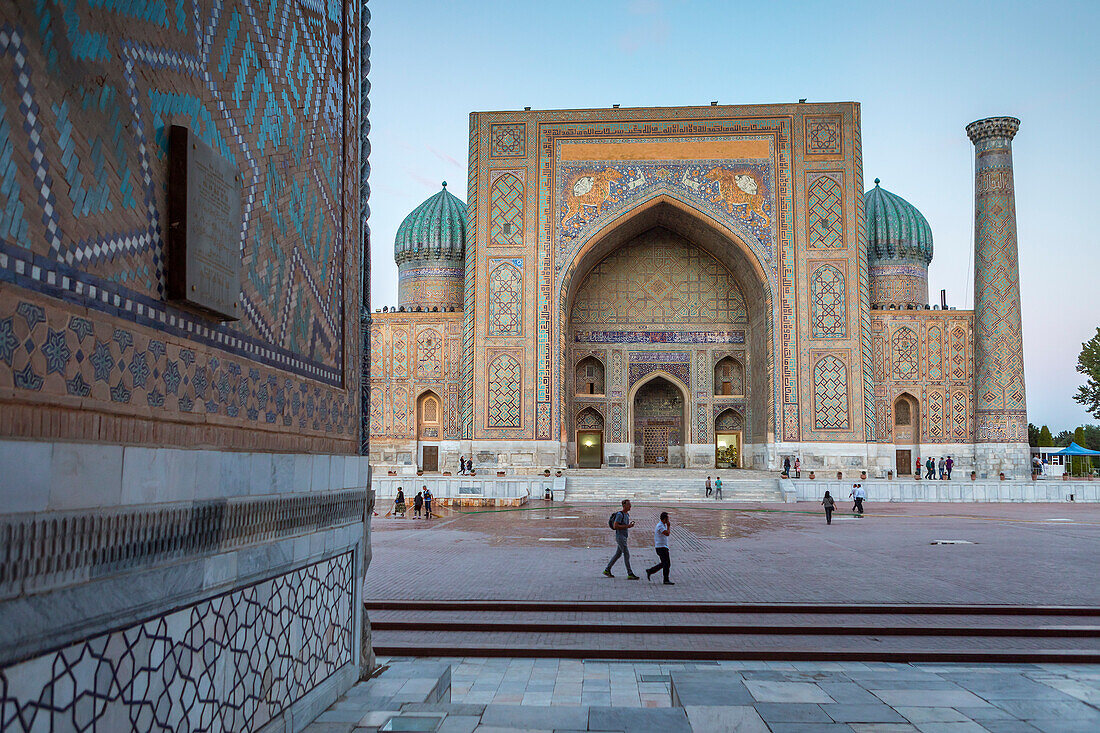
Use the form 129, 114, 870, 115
705, 476, 712, 498
915, 456, 921, 478
794, 457, 801, 479
946, 455, 954, 480
646, 512, 674, 584
714, 476, 723, 500
603, 500, 638, 579
394, 488, 406, 518
938, 457, 946, 480
458, 456, 466, 475
822, 491, 835, 524
926, 457, 935, 480
413, 490, 424, 518
423, 486, 433, 519
783, 456, 791, 477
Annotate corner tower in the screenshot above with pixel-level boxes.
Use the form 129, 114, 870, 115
394, 182, 467, 310
864, 179, 933, 308
967, 116, 1028, 475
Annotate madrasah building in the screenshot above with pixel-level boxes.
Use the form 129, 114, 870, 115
367, 103, 1028, 479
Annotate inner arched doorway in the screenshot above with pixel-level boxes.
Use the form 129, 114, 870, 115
559, 196, 773, 469
893, 392, 919, 475
630, 374, 686, 468
715, 408, 744, 468
416, 390, 442, 472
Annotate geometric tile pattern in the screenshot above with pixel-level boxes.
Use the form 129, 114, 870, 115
813, 353, 849, 429
927, 388, 944, 439
487, 353, 521, 428
489, 123, 526, 158
970, 123, 1027, 442
810, 263, 846, 338
0, 294, 352, 435
807, 176, 844, 249
570, 235, 748, 327
416, 328, 442, 378
951, 389, 968, 440
0, 552, 353, 733
891, 327, 919, 381
490, 173, 524, 246
576, 407, 604, 430
926, 325, 943, 380
950, 326, 967, 381
805, 116, 842, 156
488, 258, 523, 336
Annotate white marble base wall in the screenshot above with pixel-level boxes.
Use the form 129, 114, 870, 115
974, 442, 1031, 479
0, 439, 372, 733
784, 478, 1098, 503
374, 475, 563, 503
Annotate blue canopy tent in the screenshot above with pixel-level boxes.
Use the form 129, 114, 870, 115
1052, 442, 1100, 477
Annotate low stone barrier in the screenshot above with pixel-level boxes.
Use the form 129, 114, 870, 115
783, 478, 1099, 502
373, 475, 565, 507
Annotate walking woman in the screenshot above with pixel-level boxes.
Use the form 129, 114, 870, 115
822, 490, 835, 525
394, 487, 407, 518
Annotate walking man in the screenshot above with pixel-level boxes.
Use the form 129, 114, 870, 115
926, 457, 935, 480
413, 490, 424, 518
705, 475, 712, 498
646, 512, 674, 584
714, 476, 723, 500
946, 455, 954, 480
603, 500, 638, 579
849, 484, 865, 515
423, 486, 433, 519
458, 456, 466, 475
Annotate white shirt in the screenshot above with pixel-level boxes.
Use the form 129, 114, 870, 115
654, 521, 670, 548
855, 487, 866, 499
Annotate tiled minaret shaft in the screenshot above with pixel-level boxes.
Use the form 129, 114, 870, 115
967, 117, 1028, 474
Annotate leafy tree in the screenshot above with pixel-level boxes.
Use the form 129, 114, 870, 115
1028, 423, 1040, 446
1073, 426, 1088, 476
1038, 425, 1054, 447
1082, 424, 1100, 451
1074, 328, 1100, 419
1055, 430, 1074, 447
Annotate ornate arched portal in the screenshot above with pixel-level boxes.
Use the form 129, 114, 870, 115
559, 196, 774, 468
628, 372, 688, 468
893, 392, 920, 475
416, 390, 442, 472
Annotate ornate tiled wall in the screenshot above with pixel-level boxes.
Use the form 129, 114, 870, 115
0, 0, 361, 453
870, 310, 974, 444
368, 311, 462, 442
463, 103, 868, 455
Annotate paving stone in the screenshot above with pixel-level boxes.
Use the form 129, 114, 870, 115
821, 704, 909, 723
471, 727, 553, 733
908, 723, 987, 733
357, 710, 403, 726
587, 706, 692, 733
990, 698, 1100, 722
765, 724, 855, 733
975, 722, 1041, 733
479, 705, 588, 730
754, 702, 833, 723
684, 705, 769, 732
870, 690, 989, 709
669, 671, 755, 706
302, 724, 355, 733
953, 706, 1015, 722
437, 715, 481, 733
401, 704, 488, 716
894, 708, 971, 723
819, 683, 883, 705
941, 674, 1075, 700
848, 725, 919, 733
1025, 720, 1100, 733
745, 680, 835, 704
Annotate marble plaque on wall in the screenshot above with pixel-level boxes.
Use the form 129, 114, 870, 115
167, 125, 243, 321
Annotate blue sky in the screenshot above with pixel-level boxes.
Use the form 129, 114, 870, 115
366, 0, 1100, 429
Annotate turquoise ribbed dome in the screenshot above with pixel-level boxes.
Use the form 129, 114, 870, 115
394, 182, 467, 264
863, 179, 933, 265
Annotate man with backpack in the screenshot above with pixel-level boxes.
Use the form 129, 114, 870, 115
603, 499, 639, 579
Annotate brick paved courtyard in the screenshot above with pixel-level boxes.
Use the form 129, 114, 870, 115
366, 501, 1100, 605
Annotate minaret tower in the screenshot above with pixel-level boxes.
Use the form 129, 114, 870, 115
966, 117, 1028, 476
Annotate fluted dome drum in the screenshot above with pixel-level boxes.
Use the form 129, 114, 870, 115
394, 182, 467, 309
864, 179, 934, 308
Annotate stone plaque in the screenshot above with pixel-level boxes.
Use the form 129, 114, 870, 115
167, 125, 242, 320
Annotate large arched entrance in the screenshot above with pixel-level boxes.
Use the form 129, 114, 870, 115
893, 392, 919, 475
416, 390, 442, 472
630, 374, 687, 468
560, 196, 774, 469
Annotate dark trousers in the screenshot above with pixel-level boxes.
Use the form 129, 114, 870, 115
825, 507, 833, 524
926, 467, 934, 479
705, 486, 711, 496
647, 547, 671, 582
854, 497, 864, 515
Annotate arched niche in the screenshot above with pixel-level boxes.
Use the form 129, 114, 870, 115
893, 392, 920, 476
627, 371, 689, 468
575, 355, 605, 395
714, 356, 745, 397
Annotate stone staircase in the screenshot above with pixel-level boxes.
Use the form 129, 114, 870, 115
562, 468, 785, 503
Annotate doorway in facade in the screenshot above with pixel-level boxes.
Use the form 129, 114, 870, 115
632, 375, 685, 468
576, 408, 605, 468
715, 408, 744, 468
893, 393, 919, 475
417, 391, 442, 473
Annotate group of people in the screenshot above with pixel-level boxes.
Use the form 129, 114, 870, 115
392, 486, 434, 519
603, 500, 674, 584
821, 484, 866, 524
917, 455, 954, 480
703, 476, 723, 499
782, 456, 802, 478
458, 456, 475, 475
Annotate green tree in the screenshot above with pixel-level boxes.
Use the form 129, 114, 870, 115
1074, 328, 1100, 419
1055, 430, 1074, 447
1039, 425, 1054, 447
1073, 426, 1088, 476
1028, 423, 1040, 446
1082, 424, 1100, 451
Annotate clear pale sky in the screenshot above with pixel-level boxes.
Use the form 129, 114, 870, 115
366, 0, 1100, 430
